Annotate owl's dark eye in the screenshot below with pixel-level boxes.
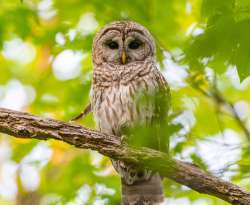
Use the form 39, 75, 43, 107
107, 41, 119, 49
128, 40, 141, 49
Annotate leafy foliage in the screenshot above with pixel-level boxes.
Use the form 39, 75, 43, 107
186, 0, 250, 80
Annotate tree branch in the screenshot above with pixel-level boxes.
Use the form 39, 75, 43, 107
0, 108, 249, 204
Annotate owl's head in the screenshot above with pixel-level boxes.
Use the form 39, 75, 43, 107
92, 21, 156, 66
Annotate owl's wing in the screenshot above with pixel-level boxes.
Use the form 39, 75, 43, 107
121, 68, 171, 152
71, 103, 92, 121
153, 69, 171, 153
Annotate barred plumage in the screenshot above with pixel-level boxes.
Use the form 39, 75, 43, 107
90, 21, 170, 205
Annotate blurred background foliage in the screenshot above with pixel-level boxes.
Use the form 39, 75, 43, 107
0, 0, 250, 204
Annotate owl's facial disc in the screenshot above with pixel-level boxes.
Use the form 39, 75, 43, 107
99, 31, 152, 65
92, 21, 156, 66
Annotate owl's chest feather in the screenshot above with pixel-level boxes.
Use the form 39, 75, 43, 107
91, 73, 159, 135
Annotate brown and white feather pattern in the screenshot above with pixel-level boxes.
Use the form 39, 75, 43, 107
91, 59, 160, 134
90, 21, 169, 205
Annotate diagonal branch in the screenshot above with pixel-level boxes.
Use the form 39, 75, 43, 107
0, 108, 249, 204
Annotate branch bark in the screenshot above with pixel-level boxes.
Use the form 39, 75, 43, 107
0, 108, 249, 204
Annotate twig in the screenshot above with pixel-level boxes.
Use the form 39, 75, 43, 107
212, 90, 250, 142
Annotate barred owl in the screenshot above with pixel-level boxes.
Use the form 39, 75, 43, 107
75, 21, 170, 205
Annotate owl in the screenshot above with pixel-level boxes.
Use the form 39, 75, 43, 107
74, 21, 170, 205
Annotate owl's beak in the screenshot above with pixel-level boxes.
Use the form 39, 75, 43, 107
121, 50, 126, 64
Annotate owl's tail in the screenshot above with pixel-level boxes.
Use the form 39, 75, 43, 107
121, 173, 164, 205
